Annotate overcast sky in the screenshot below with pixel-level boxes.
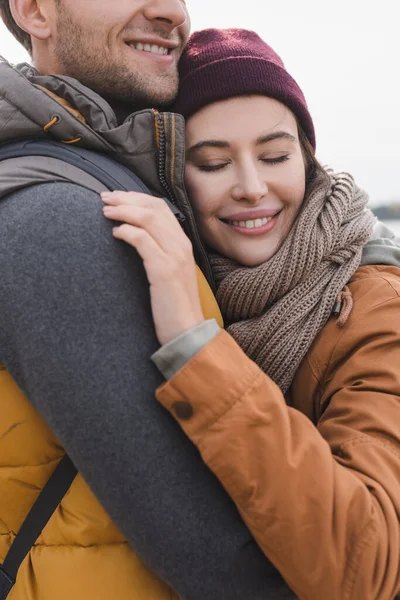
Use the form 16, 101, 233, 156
1, 0, 399, 205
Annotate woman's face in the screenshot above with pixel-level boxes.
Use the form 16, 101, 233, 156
185, 95, 306, 266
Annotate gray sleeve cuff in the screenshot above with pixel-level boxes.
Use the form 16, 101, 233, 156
151, 319, 221, 380
361, 220, 400, 267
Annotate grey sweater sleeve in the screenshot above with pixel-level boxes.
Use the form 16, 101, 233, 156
151, 319, 221, 379
0, 183, 294, 600
361, 220, 400, 267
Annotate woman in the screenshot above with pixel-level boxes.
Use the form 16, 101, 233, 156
101, 29, 400, 599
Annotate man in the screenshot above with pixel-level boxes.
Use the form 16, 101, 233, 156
0, 1, 296, 599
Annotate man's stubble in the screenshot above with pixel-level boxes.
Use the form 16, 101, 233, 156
54, 1, 180, 111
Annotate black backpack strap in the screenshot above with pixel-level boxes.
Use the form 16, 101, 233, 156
0, 455, 77, 599
0, 139, 186, 222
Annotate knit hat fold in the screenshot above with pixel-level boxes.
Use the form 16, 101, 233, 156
173, 28, 316, 148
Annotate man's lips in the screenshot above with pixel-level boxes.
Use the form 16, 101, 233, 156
125, 36, 179, 51
125, 38, 180, 65
126, 44, 174, 64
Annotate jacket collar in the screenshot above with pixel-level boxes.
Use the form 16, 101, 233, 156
0, 57, 214, 285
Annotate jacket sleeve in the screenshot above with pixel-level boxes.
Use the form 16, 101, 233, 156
362, 220, 400, 267
156, 287, 400, 600
0, 183, 296, 600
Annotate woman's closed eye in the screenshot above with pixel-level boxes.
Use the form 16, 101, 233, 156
197, 153, 290, 173
260, 154, 290, 165
197, 162, 230, 172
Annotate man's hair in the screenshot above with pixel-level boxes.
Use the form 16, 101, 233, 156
0, 0, 33, 54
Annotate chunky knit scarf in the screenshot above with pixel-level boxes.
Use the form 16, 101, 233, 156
211, 170, 376, 394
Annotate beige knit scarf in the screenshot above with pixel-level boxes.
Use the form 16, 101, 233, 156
210, 170, 376, 394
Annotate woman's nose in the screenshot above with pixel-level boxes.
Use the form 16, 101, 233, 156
232, 165, 268, 204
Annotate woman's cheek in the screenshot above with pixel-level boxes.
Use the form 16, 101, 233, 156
185, 171, 212, 215
190, 183, 222, 224
192, 203, 223, 251
185, 170, 229, 238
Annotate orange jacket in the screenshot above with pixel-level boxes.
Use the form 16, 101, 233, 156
157, 265, 400, 600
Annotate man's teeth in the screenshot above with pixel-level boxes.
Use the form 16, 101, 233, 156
228, 217, 272, 229
132, 42, 169, 55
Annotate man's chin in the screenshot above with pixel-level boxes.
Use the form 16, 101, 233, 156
58, 53, 179, 110
126, 79, 178, 108
99, 82, 178, 114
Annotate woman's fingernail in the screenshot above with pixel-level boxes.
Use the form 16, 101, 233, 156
101, 192, 113, 201
103, 206, 113, 214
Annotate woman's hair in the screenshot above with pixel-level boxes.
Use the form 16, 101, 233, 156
297, 121, 328, 198
0, 0, 32, 54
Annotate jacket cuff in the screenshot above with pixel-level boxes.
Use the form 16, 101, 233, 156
151, 319, 221, 380
362, 220, 400, 267
156, 330, 267, 438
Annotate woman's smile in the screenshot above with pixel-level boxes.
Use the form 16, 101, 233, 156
219, 208, 282, 236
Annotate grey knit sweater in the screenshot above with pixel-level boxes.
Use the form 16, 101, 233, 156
0, 182, 296, 600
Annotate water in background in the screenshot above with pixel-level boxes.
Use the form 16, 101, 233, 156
381, 220, 400, 236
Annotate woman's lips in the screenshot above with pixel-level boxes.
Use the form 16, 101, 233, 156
221, 208, 281, 221
221, 210, 281, 236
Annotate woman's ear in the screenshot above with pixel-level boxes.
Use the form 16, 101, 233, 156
9, 0, 52, 42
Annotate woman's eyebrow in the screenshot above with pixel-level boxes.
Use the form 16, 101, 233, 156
256, 131, 297, 145
186, 139, 229, 156
186, 131, 296, 157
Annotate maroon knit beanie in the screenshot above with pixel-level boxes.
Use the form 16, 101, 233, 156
173, 28, 316, 149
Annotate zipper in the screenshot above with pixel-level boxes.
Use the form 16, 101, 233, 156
154, 111, 181, 213
152, 110, 215, 290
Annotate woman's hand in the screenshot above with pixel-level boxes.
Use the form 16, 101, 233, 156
102, 191, 205, 346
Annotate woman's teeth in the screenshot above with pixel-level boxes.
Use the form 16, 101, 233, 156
228, 217, 272, 229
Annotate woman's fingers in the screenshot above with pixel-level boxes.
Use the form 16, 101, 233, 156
102, 190, 158, 205
102, 191, 205, 345
102, 192, 192, 256
112, 223, 183, 287
102, 191, 174, 219
112, 223, 164, 277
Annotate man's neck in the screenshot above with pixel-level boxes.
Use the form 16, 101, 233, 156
104, 97, 141, 125
32, 58, 142, 125
32, 61, 158, 126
